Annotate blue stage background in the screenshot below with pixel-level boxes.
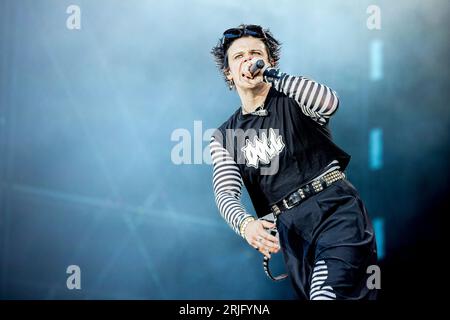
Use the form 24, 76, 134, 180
0, 0, 447, 299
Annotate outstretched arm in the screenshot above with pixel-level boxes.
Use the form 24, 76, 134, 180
264, 68, 340, 125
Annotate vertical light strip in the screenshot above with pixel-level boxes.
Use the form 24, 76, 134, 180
373, 217, 385, 260
369, 128, 383, 170
370, 39, 383, 81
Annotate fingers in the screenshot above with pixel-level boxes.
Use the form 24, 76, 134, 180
260, 247, 271, 259
252, 235, 280, 258
264, 233, 280, 245
259, 221, 279, 244
260, 220, 276, 229
241, 58, 262, 79
258, 230, 279, 246
257, 244, 279, 258
241, 62, 253, 79
245, 220, 281, 258
258, 237, 280, 251
254, 238, 271, 258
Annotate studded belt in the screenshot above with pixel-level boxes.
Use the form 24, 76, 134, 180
270, 170, 346, 216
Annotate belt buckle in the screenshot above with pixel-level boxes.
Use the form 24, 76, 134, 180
282, 199, 295, 210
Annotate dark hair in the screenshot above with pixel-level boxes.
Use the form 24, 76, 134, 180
211, 24, 281, 88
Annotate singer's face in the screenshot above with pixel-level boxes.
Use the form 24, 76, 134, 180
225, 36, 271, 90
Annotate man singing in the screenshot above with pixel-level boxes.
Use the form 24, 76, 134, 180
209, 24, 377, 300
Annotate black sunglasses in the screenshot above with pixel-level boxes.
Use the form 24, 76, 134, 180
221, 25, 267, 47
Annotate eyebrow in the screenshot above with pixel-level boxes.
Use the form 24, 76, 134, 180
232, 49, 264, 57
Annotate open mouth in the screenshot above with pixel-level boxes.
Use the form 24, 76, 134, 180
240, 63, 253, 80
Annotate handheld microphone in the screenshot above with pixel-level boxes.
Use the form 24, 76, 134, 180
250, 59, 265, 75
250, 59, 282, 81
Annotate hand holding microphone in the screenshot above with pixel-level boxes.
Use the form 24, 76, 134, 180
249, 59, 265, 75
244, 59, 281, 81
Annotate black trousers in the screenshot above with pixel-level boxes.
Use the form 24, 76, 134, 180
275, 178, 378, 300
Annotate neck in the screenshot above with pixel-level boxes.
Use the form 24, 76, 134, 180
237, 83, 271, 114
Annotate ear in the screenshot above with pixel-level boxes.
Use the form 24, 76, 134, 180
225, 68, 233, 81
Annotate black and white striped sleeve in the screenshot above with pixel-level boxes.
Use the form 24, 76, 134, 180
209, 135, 254, 237
264, 69, 340, 125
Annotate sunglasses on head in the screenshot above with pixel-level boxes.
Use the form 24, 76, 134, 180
221, 25, 267, 47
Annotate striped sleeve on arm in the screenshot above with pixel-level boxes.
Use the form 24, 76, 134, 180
209, 135, 254, 237
265, 69, 340, 125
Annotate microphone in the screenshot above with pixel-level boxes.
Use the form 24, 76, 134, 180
250, 59, 282, 81
248, 59, 270, 117
250, 59, 265, 75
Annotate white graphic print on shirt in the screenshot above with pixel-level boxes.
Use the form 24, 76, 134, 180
241, 128, 285, 169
